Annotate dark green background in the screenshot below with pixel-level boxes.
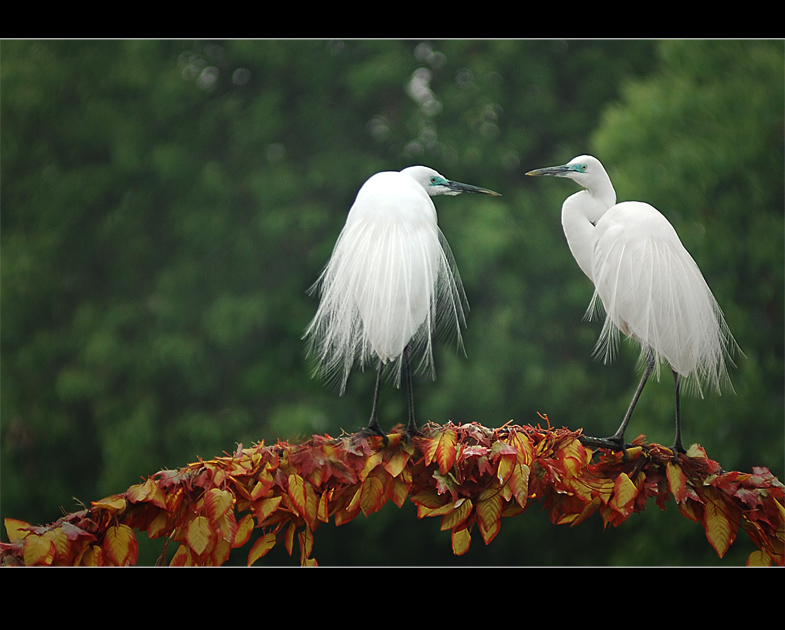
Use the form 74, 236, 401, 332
2, 40, 782, 565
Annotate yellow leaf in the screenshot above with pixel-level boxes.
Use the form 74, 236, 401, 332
23, 534, 55, 566
127, 478, 167, 509
76, 545, 104, 566
704, 496, 736, 558
746, 550, 772, 566
441, 498, 473, 531
146, 510, 170, 539
288, 473, 307, 517
284, 521, 297, 555
504, 431, 534, 466
298, 526, 314, 564
360, 475, 385, 517
205, 488, 234, 523
186, 516, 213, 556
92, 495, 127, 513
451, 528, 472, 556
507, 463, 530, 508
496, 453, 515, 485
667, 461, 688, 504
43, 528, 69, 560
234, 514, 255, 548
383, 444, 411, 478
253, 496, 282, 526
611, 472, 638, 517
170, 543, 194, 566
390, 476, 410, 508
477, 489, 502, 545
561, 438, 590, 476
360, 450, 384, 481
103, 524, 138, 566
4, 518, 31, 543
211, 537, 232, 565
317, 488, 333, 523
248, 532, 277, 566
423, 426, 457, 474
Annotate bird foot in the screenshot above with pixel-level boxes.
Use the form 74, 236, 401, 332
402, 424, 421, 444
357, 424, 389, 447
578, 434, 631, 461
669, 441, 686, 464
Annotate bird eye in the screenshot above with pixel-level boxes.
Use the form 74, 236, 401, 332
580, 164, 587, 172
430, 176, 438, 184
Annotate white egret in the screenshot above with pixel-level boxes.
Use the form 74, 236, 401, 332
305, 166, 501, 441
527, 155, 738, 459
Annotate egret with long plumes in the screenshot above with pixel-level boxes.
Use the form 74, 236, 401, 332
527, 155, 738, 458
305, 166, 500, 441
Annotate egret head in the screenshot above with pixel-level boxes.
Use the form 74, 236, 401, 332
526, 155, 609, 187
402, 165, 501, 198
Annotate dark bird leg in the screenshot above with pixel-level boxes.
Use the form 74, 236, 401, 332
403, 345, 419, 441
360, 361, 388, 445
580, 347, 655, 459
671, 369, 686, 462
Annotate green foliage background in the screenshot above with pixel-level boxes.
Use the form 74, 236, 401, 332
2, 39, 782, 565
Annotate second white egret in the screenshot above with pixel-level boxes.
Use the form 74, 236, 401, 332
305, 166, 500, 442
527, 155, 738, 458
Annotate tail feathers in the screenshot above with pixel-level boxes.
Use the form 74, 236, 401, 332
588, 237, 740, 397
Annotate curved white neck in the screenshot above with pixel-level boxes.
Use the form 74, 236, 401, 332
560, 183, 616, 282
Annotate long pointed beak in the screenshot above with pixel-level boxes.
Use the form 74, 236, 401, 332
444, 180, 502, 196
526, 165, 571, 177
